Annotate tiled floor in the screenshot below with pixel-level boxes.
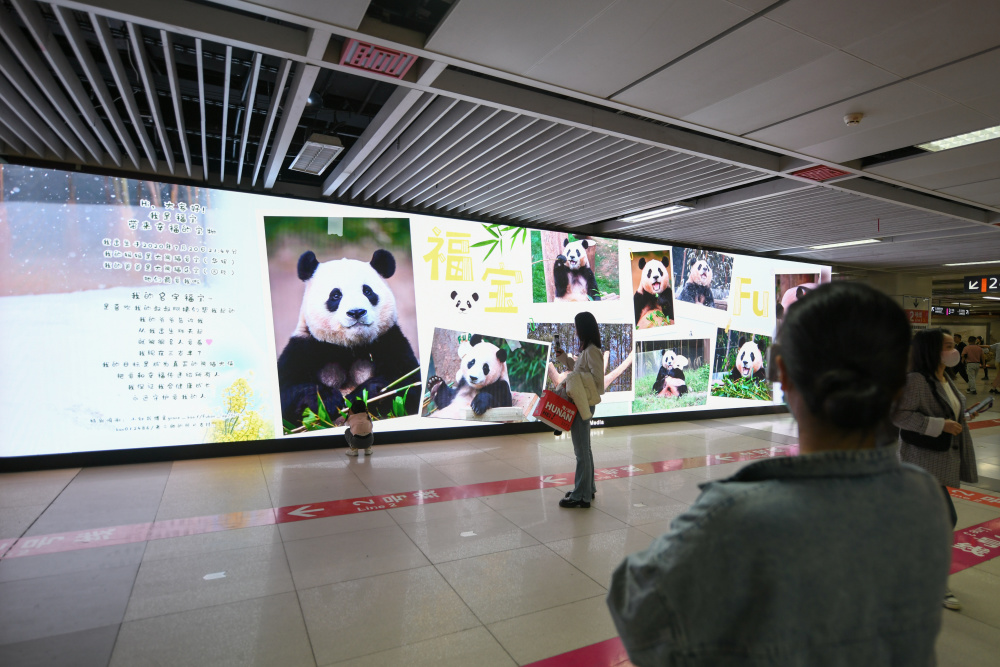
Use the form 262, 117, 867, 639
1, 408, 999, 666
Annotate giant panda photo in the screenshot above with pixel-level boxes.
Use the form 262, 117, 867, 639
530, 231, 620, 303
710, 329, 772, 401
264, 217, 422, 431
631, 250, 675, 328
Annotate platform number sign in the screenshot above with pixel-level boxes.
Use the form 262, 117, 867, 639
965, 275, 1000, 293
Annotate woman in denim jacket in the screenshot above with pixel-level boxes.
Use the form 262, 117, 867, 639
607, 282, 951, 666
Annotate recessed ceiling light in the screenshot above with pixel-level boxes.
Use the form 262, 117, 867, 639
808, 239, 881, 250
950, 302, 971, 306
620, 203, 695, 223
917, 125, 1000, 152
942, 259, 1000, 267
983, 296, 1000, 301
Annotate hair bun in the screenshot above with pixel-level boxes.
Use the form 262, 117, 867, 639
814, 369, 888, 429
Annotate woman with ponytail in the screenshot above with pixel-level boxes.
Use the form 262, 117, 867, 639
893, 328, 979, 611
607, 282, 950, 666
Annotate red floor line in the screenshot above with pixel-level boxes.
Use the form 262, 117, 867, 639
523, 636, 631, 667
969, 418, 1000, 430
0, 444, 798, 560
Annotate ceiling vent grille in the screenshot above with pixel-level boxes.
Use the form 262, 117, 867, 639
790, 165, 852, 182
289, 134, 344, 175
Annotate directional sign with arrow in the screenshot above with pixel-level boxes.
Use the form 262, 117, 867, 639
965, 275, 1000, 293
287, 505, 324, 519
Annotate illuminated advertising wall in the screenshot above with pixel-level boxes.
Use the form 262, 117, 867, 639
0, 165, 829, 458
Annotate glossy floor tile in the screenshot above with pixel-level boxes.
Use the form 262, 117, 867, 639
1, 412, 998, 666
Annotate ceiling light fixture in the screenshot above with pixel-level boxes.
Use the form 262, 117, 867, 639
942, 259, 1000, 267
950, 302, 971, 306
984, 296, 1000, 301
288, 134, 344, 175
917, 125, 1000, 152
620, 203, 695, 223
808, 239, 881, 250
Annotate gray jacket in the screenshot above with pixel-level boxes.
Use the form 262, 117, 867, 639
892, 372, 978, 488
607, 447, 950, 667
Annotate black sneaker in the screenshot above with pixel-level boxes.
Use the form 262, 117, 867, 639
565, 490, 596, 499
559, 498, 590, 509
553, 430, 562, 436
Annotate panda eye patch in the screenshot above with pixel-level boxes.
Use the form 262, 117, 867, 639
750, 352, 755, 361
362, 284, 379, 305
467, 359, 475, 369
482, 362, 490, 376
329, 288, 342, 301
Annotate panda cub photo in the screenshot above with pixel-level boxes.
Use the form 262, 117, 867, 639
677, 259, 715, 307
554, 238, 601, 302
652, 350, 688, 397
426, 334, 513, 416
632, 253, 674, 327
276, 249, 421, 425
728, 337, 767, 381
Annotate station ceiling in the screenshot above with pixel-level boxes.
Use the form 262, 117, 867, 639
0, 0, 998, 311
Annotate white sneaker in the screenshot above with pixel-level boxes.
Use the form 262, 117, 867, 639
364, 447, 373, 455
943, 591, 962, 611
346, 448, 359, 457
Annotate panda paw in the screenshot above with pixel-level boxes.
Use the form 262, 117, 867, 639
554, 254, 567, 267
426, 375, 445, 399
471, 392, 494, 416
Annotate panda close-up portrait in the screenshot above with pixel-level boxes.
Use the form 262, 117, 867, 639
427, 335, 513, 416
277, 249, 420, 425
450, 289, 479, 314
776, 283, 816, 322
633, 256, 674, 325
554, 238, 601, 302
677, 259, 715, 307
729, 337, 767, 382
652, 349, 689, 397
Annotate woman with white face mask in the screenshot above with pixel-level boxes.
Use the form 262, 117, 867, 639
892, 328, 979, 611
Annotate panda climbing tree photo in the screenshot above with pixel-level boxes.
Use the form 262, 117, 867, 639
422, 328, 549, 423
631, 250, 675, 328
710, 329, 772, 401
263, 216, 423, 432
531, 231, 620, 303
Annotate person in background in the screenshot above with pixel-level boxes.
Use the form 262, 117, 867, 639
948, 334, 967, 382
344, 401, 374, 456
988, 338, 1000, 395
892, 328, 978, 611
554, 311, 605, 509
976, 336, 990, 382
962, 337, 983, 395
607, 283, 950, 665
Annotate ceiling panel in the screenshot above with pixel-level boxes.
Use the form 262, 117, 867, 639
237, 0, 370, 29
684, 50, 898, 136
522, 0, 750, 98
745, 81, 995, 162
865, 139, 1000, 190
939, 179, 1000, 207
767, 0, 941, 51
911, 49, 1000, 121
612, 17, 832, 119
787, 229, 1000, 270
425, 0, 613, 75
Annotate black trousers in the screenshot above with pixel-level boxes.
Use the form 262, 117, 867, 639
941, 486, 958, 529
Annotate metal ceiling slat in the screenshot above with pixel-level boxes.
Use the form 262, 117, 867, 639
252, 59, 292, 187
161, 31, 191, 177
389, 110, 520, 205
508, 151, 699, 220
433, 124, 579, 212
54, 7, 140, 169
499, 143, 656, 213
219, 45, 232, 182
379, 105, 502, 203
0, 95, 50, 157
442, 127, 593, 210
127, 22, 174, 174
471, 137, 631, 212
235, 52, 262, 185
361, 101, 481, 200
408, 115, 544, 208
92, 15, 157, 169
0, 119, 26, 155
0, 76, 67, 159
0, 42, 84, 161
329, 91, 437, 197
562, 170, 768, 228
10, 0, 121, 165
195, 39, 207, 180
460, 133, 616, 212
517, 160, 742, 224
348, 96, 460, 198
